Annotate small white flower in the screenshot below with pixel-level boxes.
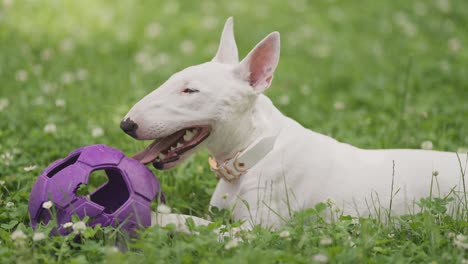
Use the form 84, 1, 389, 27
106, 246, 119, 254
0, 180, 5, 186
44, 123, 57, 134
1, 152, 13, 165
312, 253, 328, 263
91, 127, 104, 138
388, 233, 395, 239
60, 38, 75, 53
6, 201, 14, 207
0, 98, 9, 111
3, 0, 13, 7
243, 233, 256, 241
61, 72, 75, 84
201, 16, 218, 30
320, 237, 333, 245
24, 165, 37, 172
15, 70, 28, 82
461, 259, 468, 264
42, 201, 53, 209
448, 38, 461, 53
145, 22, 161, 39
34, 96, 45, 106
351, 218, 359, 225
63, 222, 73, 228
224, 239, 239, 250
33, 232, 46, 241
421, 140, 433, 150
279, 230, 291, 239
55, 99, 66, 107
157, 204, 171, 214
180, 40, 195, 55
278, 94, 290, 106
76, 68, 88, 81
72, 221, 86, 233
41, 48, 53, 61
11, 230, 27, 241
334, 101, 346, 110
453, 234, 468, 249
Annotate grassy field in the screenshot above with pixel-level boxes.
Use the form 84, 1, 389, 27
0, 0, 467, 263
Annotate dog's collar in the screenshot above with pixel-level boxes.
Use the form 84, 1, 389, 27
208, 134, 278, 182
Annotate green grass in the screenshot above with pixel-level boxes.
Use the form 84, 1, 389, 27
0, 0, 467, 263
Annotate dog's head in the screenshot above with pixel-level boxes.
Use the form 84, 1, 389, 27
122, 17, 280, 170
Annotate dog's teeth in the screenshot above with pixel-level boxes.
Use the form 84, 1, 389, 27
159, 153, 166, 160
155, 157, 161, 162
170, 146, 176, 151
183, 130, 195, 141
176, 142, 183, 148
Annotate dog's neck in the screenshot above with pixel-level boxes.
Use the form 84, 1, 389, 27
206, 95, 279, 163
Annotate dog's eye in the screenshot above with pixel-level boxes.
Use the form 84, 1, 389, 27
182, 88, 199, 94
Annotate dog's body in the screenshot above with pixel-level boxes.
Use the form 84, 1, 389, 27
123, 18, 466, 230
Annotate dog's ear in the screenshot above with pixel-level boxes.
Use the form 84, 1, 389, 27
212, 17, 239, 64
235, 32, 280, 93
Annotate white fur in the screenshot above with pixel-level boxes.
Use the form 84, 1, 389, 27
124, 18, 467, 230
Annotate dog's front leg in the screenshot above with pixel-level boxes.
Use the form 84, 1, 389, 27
151, 212, 249, 239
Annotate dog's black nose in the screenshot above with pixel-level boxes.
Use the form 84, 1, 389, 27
120, 118, 138, 138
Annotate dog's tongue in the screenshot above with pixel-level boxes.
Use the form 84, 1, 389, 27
132, 140, 163, 164
132, 130, 187, 165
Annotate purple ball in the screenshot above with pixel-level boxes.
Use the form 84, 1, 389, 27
28, 144, 163, 234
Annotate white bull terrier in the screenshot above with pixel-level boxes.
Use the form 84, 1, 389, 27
121, 18, 467, 230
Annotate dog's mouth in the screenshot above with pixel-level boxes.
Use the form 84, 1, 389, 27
132, 126, 211, 170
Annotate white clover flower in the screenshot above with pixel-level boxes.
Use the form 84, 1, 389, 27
224, 239, 239, 250
145, 22, 161, 39
91, 127, 104, 138
34, 96, 45, 106
42, 201, 53, 209
421, 140, 433, 150
61, 72, 75, 84
326, 198, 335, 207
11, 230, 27, 241
180, 40, 195, 55
319, 237, 333, 246
351, 218, 359, 225
63, 222, 73, 228
279, 230, 290, 239
312, 253, 328, 263
157, 204, 171, 214
243, 233, 256, 241
72, 221, 86, 233
44, 123, 57, 134
0, 98, 9, 111
106, 246, 119, 254
6, 201, 14, 207
300, 84, 311, 96
55, 99, 66, 107
24, 165, 37, 172
41, 48, 53, 61
1, 152, 13, 165
334, 101, 345, 110
3, 0, 13, 7
201, 16, 218, 30
435, 0, 450, 13
76, 68, 88, 81
15, 70, 28, 82
278, 94, 290, 106
448, 38, 461, 53
33, 232, 46, 241
453, 234, 468, 249
60, 38, 75, 53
